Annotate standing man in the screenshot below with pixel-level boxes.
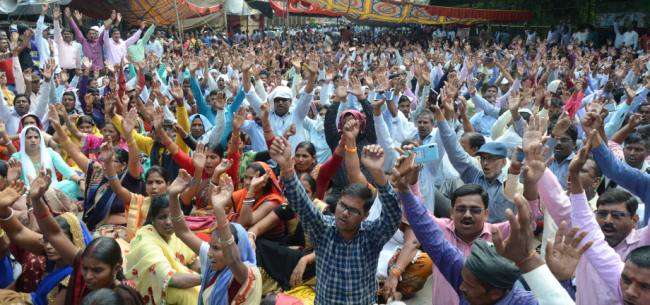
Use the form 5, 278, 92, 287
270, 138, 402, 305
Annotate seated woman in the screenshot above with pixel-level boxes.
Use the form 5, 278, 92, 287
56, 106, 127, 158
0, 179, 91, 305
30, 170, 144, 305
125, 195, 201, 305
228, 161, 285, 234
11, 125, 84, 201
248, 173, 325, 298
101, 141, 170, 240
48, 106, 142, 234
168, 170, 262, 305
293, 142, 318, 179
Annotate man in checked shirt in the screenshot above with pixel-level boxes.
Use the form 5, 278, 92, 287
269, 136, 402, 305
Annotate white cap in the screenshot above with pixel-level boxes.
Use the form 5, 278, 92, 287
90, 26, 101, 33
547, 80, 562, 94
268, 85, 293, 102
500, 78, 510, 85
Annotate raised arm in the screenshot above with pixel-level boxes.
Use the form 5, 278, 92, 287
168, 169, 203, 254
31, 170, 80, 265
0, 181, 44, 255
270, 137, 326, 241
100, 142, 133, 205
48, 105, 91, 172
210, 175, 250, 284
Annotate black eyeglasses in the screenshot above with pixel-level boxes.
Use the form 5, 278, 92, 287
453, 206, 484, 215
336, 201, 362, 216
595, 210, 629, 220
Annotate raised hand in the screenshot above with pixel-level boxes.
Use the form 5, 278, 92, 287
232, 108, 246, 131
29, 169, 52, 201
551, 112, 572, 138
122, 108, 139, 134
192, 143, 208, 171
390, 152, 420, 192
342, 119, 360, 142
42, 58, 56, 81
360, 144, 385, 173
283, 124, 296, 139
73, 10, 83, 22
98, 142, 115, 164
545, 221, 592, 281
52, 5, 61, 20
0, 180, 25, 210
168, 169, 192, 195
47, 104, 61, 128
63, 6, 71, 18
523, 114, 548, 156
493, 194, 542, 272
6, 159, 22, 182
211, 174, 234, 208
248, 171, 269, 194
372, 98, 385, 117
152, 107, 164, 130
215, 159, 233, 176
522, 141, 548, 184
269, 136, 293, 170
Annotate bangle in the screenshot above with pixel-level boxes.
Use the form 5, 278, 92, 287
218, 235, 235, 246
344, 145, 357, 153
105, 175, 119, 181
247, 231, 257, 241
34, 208, 50, 221
515, 251, 538, 269
0, 208, 13, 221
216, 220, 230, 230
389, 266, 402, 278
243, 198, 255, 206
171, 214, 184, 223
0, 228, 5, 238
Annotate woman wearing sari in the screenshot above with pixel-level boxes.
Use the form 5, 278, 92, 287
10, 125, 84, 201
26, 170, 144, 305
101, 130, 171, 240
125, 194, 200, 305
0, 179, 92, 305
248, 173, 325, 300
168, 170, 262, 305
48, 106, 142, 235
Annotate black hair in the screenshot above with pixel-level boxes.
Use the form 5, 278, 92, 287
82, 237, 125, 281
76, 115, 95, 128
565, 124, 578, 143
626, 245, 650, 268
211, 223, 240, 245
298, 172, 316, 194
597, 188, 638, 216
624, 132, 649, 150
114, 148, 129, 164
13, 94, 29, 104
81, 288, 121, 305
341, 183, 374, 213
0, 160, 7, 178
416, 109, 434, 122
295, 141, 316, 158
461, 132, 486, 151
55, 216, 74, 241
144, 195, 170, 226
62, 91, 76, 100
398, 95, 411, 104
144, 166, 168, 183
207, 143, 225, 158
451, 184, 489, 209
247, 162, 273, 195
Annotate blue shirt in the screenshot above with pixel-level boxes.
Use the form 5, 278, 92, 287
470, 93, 500, 137
438, 119, 515, 222
399, 191, 538, 305
592, 142, 650, 225
281, 174, 402, 305
240, 120, 267, 152
549, 152, 575, 190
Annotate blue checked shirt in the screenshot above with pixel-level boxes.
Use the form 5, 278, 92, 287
282, 174, 402, 305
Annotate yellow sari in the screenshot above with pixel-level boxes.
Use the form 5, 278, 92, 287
125, 225, 199, 305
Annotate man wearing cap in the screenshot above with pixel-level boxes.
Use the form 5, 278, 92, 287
64, 7, 106, 72
435, 106, 514, 222
243, 59, 318, 150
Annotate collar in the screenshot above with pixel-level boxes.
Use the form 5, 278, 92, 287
446, 219, 493, 246
556, 152, 576, 164
619, 228, 641, 250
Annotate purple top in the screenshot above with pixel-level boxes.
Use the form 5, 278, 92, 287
68, 17, 105, 71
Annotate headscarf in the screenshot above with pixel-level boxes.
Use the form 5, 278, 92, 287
464, 239, 521, 290
229, 162, 284, 222
198, 223, 256, 305
337, 109, 366, 133
17, 126, 56, 188
17, 113, 43, 134
188, 113, 214, 138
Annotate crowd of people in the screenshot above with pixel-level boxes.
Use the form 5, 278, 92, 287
0, 3, 648, 305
